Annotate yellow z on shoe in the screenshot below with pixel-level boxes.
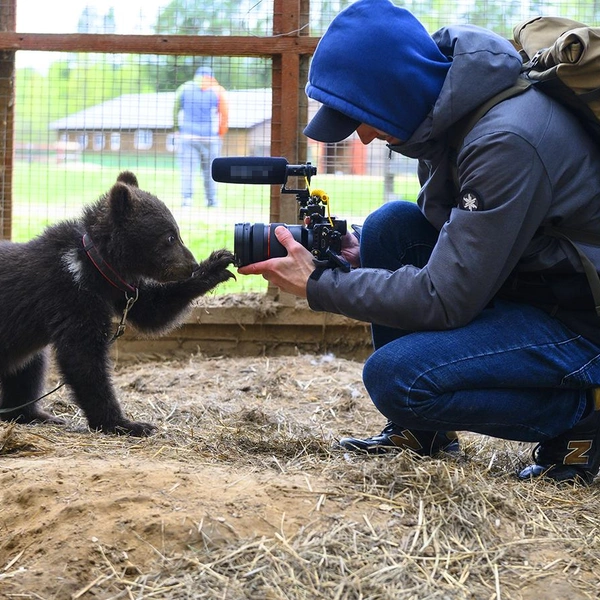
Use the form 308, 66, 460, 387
338, 421, 459, 456
519, 389, 600, 485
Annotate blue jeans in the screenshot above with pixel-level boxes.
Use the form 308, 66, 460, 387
360, 201, 600, 442
178, 136, 221, 204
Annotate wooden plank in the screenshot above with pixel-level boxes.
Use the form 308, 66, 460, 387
115, 319, 372, 360
268, 1, 310, 304
0, 33, 318, 56
0, 0, 15, 241
187, 305, 369, 327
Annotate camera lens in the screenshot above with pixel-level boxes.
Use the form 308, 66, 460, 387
234, 223, 313, 266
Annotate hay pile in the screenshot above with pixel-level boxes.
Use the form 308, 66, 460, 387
1, 352, 599, 599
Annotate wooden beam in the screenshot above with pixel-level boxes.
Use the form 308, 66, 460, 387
116, 304, 373, 361
270, 0, 310, 224
0, 32, 318, 57
268, 0, 311, 302
0, 0, 15, 241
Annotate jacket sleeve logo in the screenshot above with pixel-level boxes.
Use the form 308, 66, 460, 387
459, 189, 482, 211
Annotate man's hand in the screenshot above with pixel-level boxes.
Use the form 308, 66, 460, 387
237, 226, 316, 298
341, 231, 361, 268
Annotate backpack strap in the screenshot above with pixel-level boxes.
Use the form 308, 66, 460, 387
448, 78, 532, 191
448, 79, 600, 317
541, 226, 600, 316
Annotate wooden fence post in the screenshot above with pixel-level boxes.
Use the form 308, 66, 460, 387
269, 0, 311, 302
0, 0, 15, 240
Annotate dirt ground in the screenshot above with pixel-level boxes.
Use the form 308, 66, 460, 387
1, 351, 599, 600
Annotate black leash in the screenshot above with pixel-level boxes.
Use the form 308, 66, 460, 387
0, 382, 67, 415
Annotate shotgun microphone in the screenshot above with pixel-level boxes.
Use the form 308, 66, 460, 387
211, 157, 316, 184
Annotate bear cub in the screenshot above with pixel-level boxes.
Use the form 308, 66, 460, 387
0, 171, 235, 436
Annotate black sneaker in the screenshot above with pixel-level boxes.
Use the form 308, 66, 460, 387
338, 421, 460, 456
518, 391, 600, 485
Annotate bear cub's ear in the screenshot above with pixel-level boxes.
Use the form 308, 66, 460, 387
108, 181, 136, 221
116, 171, 139, 188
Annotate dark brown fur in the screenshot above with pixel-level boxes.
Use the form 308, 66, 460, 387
0, 171, 235, 435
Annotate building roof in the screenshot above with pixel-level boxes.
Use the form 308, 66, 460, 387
49, 88, 272, 131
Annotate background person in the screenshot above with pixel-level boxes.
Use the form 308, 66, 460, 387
173, 66, 228, 207
238, 0, 600, 485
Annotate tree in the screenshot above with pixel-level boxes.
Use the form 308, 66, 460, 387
309, 0, 353, 35
153, 0, 271, 91
463, 0, 522, 38
155, 0, 265, 36
77, 5, 116, 34
77, 5, 101, 34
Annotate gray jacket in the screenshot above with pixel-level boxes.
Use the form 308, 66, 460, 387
307, 25, 600, 340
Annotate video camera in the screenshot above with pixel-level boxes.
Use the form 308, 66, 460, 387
212, 157, 351, 271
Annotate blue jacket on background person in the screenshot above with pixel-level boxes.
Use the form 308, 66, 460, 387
173, 67, 229, 207
174, 67, 229, 139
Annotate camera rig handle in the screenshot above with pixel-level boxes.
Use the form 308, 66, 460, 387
314, 248, 352, 272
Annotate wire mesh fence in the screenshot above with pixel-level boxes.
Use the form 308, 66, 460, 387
1, 0, 598, 295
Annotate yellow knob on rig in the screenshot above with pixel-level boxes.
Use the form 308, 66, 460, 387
311, 189, 329, 204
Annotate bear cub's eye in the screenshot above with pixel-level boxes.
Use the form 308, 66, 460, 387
167, 234, 177, 245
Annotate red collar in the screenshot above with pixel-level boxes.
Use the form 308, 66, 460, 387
82, 234, 137, 296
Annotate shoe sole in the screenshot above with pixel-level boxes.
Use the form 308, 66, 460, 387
338, 438, 460, 457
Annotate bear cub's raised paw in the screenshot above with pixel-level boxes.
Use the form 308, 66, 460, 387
193, 249, 236, 283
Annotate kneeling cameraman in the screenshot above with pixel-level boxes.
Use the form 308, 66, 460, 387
238, 0, 600, 485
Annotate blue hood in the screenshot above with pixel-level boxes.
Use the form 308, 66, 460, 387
305, 0, 451, 142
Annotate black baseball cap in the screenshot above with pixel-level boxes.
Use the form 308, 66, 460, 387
303, 105, 361, 143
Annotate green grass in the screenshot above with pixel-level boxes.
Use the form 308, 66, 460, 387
11, 160, 420, 294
